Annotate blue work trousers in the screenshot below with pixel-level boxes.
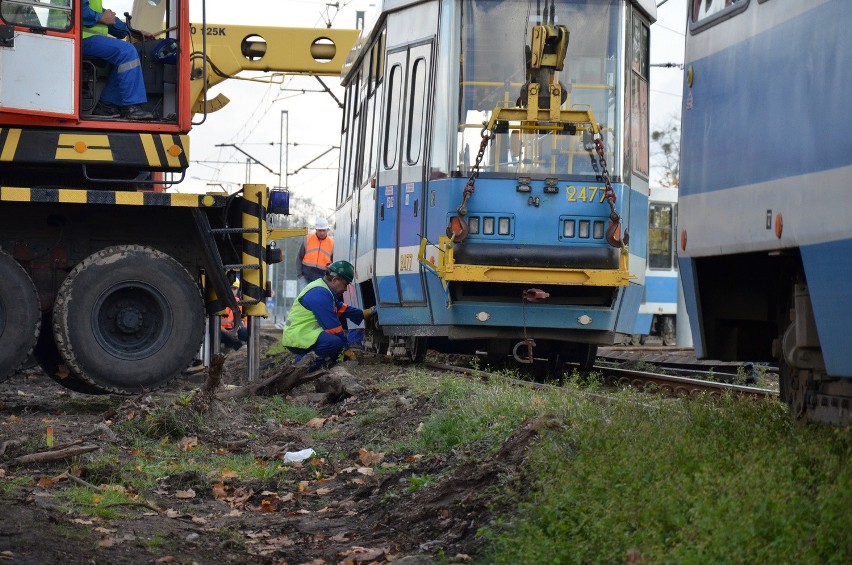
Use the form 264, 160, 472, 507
287, 332, 346, 369
82, 34, 146, 106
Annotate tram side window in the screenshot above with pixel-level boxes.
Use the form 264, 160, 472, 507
1, 0, 70, 30
692, 0, 747, 24
383, 63, 402, 169
648, 203, 674, 269
406, 57, 427, 166
630, 14, 650, 178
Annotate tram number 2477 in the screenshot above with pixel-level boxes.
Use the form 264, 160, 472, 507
399, 254, 414, 272
567, 185, 609, 204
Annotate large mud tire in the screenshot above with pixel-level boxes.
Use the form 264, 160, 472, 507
0, 249, 41, 382
52, 245, 204, 394
34, 321, 105, 395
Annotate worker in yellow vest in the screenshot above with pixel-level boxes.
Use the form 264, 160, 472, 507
297, 217, 334, 291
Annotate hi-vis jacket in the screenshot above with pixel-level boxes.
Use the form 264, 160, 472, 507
282, 278, 364, 349
299, 233, 334, 271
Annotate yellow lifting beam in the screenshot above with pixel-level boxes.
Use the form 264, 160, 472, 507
419, 237, 633, 288
190, 24, 361, 114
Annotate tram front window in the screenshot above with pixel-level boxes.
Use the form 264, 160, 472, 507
455, 0, 621, 178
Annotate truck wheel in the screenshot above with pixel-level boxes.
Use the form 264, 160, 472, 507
34, 323, 105, 394
52, 245, 204, 394
0, 250, 41, 382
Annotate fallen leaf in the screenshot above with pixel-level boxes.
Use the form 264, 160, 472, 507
306, 417, 327, 428
357, 448, 385, 467
177, 436, 198, 451
175, 489, 196, 499
0, 551, 13, 560
191, 516, 207, 525
94, 526, 116, 534
454, 554, 472, 561
415, 422, 424, 433
405, 454, 424, 463
155, 557, 177, 563
211, 482, 229, 500
37, 477, 55, 489
331, 532, 350, 542
71, 518, 94, 525
226, 509, 243, 517
97, 536, 114, 548
338, 546, 386, 562
344, 410, 357, 416
0, 469, 6, 478
315, 487, 333, 495
356, 467, 374, 477
259, 499, 277, 513
220, 468, 239, 479
165, 509, 181, 518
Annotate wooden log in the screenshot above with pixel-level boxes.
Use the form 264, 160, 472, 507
9, 444, 99, 465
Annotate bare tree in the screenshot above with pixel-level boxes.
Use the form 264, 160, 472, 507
651, 116, 680, 188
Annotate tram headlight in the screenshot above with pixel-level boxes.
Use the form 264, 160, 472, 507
593, 221, 604, 239
563, 220, 575, 238
579, 220, 590, 238
468, 217, 480, 234
483, 217, 495, 235
498, 217, 510, 235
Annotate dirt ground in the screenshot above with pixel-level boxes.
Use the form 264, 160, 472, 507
0, 343, 536, 564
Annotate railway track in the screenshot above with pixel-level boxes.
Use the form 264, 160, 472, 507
423, 357, 777, 402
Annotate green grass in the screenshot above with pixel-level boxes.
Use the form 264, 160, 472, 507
477, 391, 852, 564
371, 367, 850, 563
255, 396, 320, 424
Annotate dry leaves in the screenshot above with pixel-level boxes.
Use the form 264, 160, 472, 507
357, 448, 385, 466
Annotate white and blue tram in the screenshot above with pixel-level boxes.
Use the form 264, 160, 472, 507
679, 0, 852, 423
334, 0, 656, 372
632, 186, 677, 344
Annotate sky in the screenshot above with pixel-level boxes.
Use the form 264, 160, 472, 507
127, 0, 686, 212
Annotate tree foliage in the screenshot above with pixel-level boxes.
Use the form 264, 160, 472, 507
651, 116, 680, 188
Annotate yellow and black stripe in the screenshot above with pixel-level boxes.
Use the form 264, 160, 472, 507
0, 128, 189, 171
0, 186, 226, 208
239, 184, 268, 316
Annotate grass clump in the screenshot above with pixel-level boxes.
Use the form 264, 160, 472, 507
479, 390, 852, 563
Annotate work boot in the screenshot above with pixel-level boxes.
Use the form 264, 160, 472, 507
91, 101, 120, 118
120, 104, 154, 120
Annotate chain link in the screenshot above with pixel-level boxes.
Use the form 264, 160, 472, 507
446, 126, 492, 241
593, 135, 626, 248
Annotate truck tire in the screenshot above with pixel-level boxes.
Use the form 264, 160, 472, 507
52, 245, 204, 394
0, 250, 41, 383
34, 322, 105, 394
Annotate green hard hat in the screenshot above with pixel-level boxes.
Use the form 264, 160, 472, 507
327, 260, 355, 283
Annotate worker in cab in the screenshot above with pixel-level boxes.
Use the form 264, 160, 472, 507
83, 0, 154, 120
220, 280, 247, 351
297, 217, 334, 291
282, 261, 375, 369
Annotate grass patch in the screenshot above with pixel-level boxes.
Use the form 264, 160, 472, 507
255, 396, 320, 424
478, 390, 852, 563
55, 484, 140, 519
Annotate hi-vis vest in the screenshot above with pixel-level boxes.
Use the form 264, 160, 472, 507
302, 233, 334, 270
282, 278, 336, 349
83, 0, 109, 38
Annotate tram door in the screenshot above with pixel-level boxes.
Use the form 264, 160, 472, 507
376, 41, 433, 305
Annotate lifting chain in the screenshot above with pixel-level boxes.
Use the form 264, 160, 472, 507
446, 126, 493, 242
593, 135, 627, 248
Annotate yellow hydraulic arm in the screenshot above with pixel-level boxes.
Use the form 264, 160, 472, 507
189, 24, 360, 114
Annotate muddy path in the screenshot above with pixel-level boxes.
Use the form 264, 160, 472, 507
1, 349, 537, 564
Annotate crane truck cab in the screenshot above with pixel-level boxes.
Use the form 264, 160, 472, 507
0, 0, 359, 393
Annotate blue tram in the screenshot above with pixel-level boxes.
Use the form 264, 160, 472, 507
334, 0, 656, 373
679, 0, 852, 423
632, 186, 678, 344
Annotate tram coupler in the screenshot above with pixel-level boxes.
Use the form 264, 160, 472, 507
522, 288, 550, 302
513, 339, 536, 364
